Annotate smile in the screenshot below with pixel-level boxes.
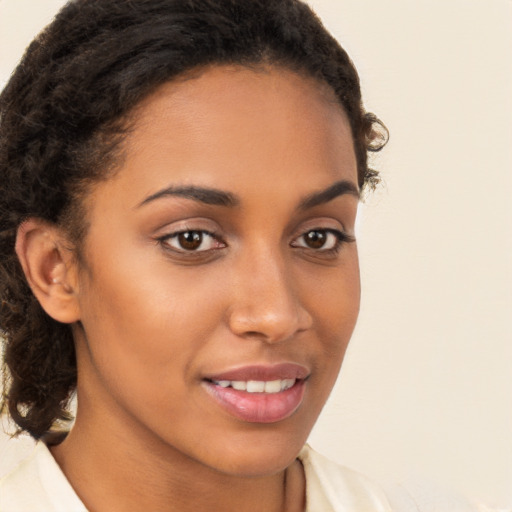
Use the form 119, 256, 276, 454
202, 363, 309, 423
211, 378, 296, 393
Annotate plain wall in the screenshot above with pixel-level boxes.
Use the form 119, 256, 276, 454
1, 0, 511, 508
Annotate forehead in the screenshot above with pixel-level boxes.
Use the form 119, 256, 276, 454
133, 64, 345, 122
87, 65, 357, 211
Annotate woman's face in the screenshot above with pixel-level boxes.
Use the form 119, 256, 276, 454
71, 65, 360, 476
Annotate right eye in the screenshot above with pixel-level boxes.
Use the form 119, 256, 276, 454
159, 230, 225, 253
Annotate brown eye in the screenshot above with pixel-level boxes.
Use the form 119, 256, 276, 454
291, 228, 349, 252
178, 231, 203, 250
304, 230, 328, 249
161, 230, 224, 253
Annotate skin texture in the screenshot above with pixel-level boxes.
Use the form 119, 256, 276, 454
16, 66, 360, 512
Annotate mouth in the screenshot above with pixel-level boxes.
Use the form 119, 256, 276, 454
202, 363, 309, 423
209, 378, 297, 394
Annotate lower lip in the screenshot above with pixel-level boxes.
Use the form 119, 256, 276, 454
203, 380, 306, 423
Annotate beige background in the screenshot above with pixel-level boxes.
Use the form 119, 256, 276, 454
1, 0, 511, 508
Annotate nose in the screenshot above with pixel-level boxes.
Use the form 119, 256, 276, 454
227, 246, 312, 343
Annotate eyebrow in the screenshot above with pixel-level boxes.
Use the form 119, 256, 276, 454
137, 179, 359, 210
298, 180, 360, 210
137, 185, 239, 208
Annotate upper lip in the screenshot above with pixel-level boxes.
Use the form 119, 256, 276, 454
204, 363, 310, 382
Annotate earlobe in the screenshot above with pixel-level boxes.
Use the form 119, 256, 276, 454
15, 218, 81, 324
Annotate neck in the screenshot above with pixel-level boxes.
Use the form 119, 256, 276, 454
50, 394, 305, 512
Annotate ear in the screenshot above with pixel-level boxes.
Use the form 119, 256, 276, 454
15, 218, 81, 324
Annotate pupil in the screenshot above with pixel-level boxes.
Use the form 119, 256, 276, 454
305, 230, 326, 249
179, 231, 203, 250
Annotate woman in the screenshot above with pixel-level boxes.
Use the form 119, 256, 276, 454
0, 0, 390, 510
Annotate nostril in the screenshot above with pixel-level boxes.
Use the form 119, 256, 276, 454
244, 331, 262, 338
228, 310, 305, 344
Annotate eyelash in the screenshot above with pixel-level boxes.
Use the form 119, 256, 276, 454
290, 228, 355, 255
158, 229, 225, 253
157, 228, 354, 256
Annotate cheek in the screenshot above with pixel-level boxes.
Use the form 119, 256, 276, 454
301, 249, 360, 382
75, 243, 225, 396
303, 247, 360, 333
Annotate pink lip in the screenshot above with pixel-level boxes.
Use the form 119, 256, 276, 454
204, 363, 309, 382
202, 363, 309, 423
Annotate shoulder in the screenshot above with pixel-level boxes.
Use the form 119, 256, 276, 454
298, 446, 490, 512
298, 444, 393, 512
0, 441, 86, 512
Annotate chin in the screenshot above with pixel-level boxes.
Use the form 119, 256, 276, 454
203, 424, 310, 478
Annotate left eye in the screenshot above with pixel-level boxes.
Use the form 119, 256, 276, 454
160, 230, 223, 252
291, 229, 345, 251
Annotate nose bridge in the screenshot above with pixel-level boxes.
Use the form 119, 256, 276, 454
227, 239, 311, 342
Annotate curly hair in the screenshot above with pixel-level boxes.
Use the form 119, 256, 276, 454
0, 0, 387, 439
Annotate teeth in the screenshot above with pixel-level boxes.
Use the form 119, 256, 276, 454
212, 379, 296, 393
281, 379, 295, 391
247, 380, 265, 393
231, 381, 247, 391
264, 380, 282, 393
